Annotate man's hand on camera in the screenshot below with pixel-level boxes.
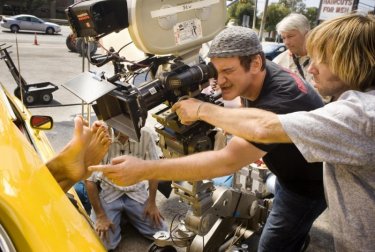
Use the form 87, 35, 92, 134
172, 98, 205, 125
88, 155, 145, 186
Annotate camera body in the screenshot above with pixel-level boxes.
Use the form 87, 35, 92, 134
66, 0, 227, 58
66, 0, 129, 38
93, 61, 222, 156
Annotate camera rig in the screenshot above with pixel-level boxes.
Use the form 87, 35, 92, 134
93, 59, 222, 156
65, 0, 273, 251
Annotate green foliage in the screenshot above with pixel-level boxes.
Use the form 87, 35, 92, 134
261, 1, 318, 33
278, 0, 305, 12
303, 7, 319, 28
227, 2, 238, 22
277, 0, 318, 28
227, 1, 255, 27
264, 3, 290, 32
22, 0, 50, 13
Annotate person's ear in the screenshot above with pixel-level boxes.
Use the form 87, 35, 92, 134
250, 54, 262, 72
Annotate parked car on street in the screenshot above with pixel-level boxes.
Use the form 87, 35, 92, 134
0, 83, 105, 251
0, 14, 61, 34
262, 42, 287, 61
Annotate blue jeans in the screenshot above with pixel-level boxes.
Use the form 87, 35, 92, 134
91, 194, 168, 250
74, 181, 91, 215
258, 179, 326, 252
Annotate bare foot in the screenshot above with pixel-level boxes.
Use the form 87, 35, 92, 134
84, 121, 111, 168
46, 116, 92, 192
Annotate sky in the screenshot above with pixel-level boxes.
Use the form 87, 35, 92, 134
358, 0, 375, 12
256, 0, 374, 13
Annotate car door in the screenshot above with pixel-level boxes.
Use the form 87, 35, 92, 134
0, 85, 106, 251
16, 16, 32, 30
30, 16, 45, 32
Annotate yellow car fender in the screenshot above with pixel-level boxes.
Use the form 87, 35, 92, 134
0, 85, 105, 251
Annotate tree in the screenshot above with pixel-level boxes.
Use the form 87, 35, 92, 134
303, 7, 319, 28
258, 0, 317, 40
0, 0, 3, 15
25, 0, 51, 13
279, 0, 305, 12
227, 0, 255, 27
264, 3, 290, 32
6, 0, 51, 14
277, 0, 318, 29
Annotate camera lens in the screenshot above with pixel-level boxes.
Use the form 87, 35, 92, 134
167, 63, 217, 90
137, 79, 167, 110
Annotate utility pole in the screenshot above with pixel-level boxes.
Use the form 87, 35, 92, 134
259, 0, 269, 42
50, 0, 56, 19
316, 0, 323, 26
253, 0, 257, 30
0, 0, 3, 15
352, 0, 359, 11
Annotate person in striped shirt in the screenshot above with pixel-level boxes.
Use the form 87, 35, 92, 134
85, 126, 167, 251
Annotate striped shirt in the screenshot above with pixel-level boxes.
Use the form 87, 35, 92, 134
87, 126, 160, 204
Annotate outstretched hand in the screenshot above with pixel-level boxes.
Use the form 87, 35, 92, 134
88, 155, 145, 187
172, 98, 204, 125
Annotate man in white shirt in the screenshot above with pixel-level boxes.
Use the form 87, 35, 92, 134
273, 13, 331, 103
273, 13, 312, 82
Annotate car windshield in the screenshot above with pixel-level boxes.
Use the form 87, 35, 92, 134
15, 16, 30, 21
30, 17, 43, 23
13, 15, 44, 23
12, 15, 24, 19
262, 44, 281, 54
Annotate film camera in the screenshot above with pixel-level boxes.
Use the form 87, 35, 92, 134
93, 61, 223, 157
66, 1, 272, 251
66, 0, 227, 156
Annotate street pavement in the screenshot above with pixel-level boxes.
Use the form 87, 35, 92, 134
0, 26, 334, 251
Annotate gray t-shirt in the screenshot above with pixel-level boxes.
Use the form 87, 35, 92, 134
278, 90, 375, 251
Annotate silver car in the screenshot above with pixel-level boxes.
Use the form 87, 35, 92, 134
0, 14, 61, 34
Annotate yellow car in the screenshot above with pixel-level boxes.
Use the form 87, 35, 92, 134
0, 84, 105, 251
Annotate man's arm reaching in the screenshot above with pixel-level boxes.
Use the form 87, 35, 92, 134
89, 136, 265, 186
172, 98, 292, 144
